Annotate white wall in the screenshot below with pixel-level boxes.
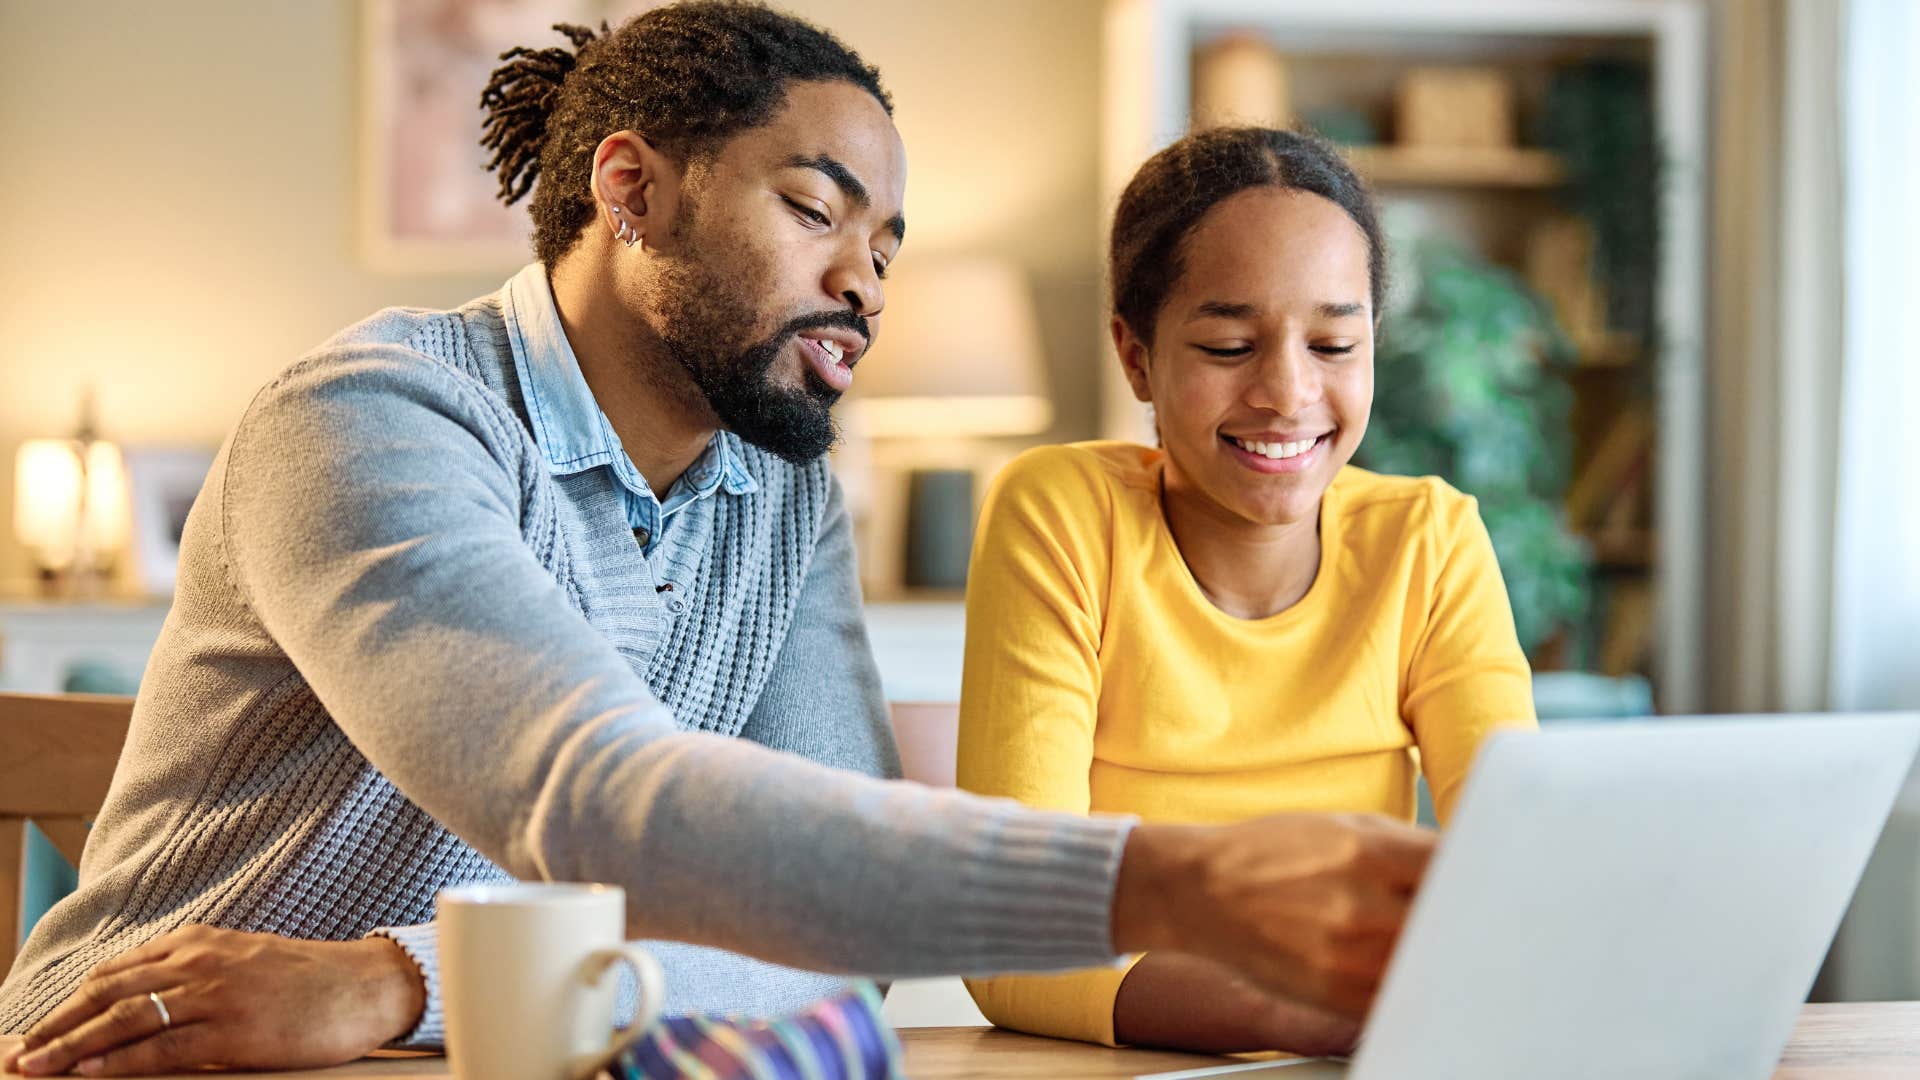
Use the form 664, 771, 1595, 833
0, 0, 1106, 584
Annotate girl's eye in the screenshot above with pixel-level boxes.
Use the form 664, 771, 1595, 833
1313, 344, 1357, 356
783, 196, 830, 228
1196, 344, 1252, 358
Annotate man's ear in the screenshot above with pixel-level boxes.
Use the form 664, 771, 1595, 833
1111, 315, 1155, 404
588, 130, 685, 252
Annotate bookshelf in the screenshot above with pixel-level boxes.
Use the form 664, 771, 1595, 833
1100, 0, 1709, 712
1342, 145, 1567, 187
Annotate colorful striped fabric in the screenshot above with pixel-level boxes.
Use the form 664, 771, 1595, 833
610, 981, 903, 1080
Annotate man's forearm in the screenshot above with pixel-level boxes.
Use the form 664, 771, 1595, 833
1109, 822, 1196, 954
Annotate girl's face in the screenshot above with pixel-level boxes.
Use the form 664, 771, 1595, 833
1115, 187, 1375, 529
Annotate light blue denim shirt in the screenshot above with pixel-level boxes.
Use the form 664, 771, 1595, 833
502, 263, 756, 554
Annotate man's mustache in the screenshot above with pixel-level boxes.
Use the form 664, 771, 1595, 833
776, 309, 872, 358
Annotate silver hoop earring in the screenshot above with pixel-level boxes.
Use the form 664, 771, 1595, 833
610, 205, 638, 248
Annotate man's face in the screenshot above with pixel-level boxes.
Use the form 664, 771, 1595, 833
649, 80, 907, 463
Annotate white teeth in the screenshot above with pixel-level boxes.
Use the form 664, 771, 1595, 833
1231, 435, 1319, 460
816, 339, 844, 363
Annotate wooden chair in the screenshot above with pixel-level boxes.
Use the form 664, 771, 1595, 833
0, 692, 135, 976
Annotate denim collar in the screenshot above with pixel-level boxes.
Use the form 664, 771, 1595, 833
501, 263, 758, 505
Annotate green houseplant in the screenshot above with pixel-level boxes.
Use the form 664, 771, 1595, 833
1357, 238, 1591, 658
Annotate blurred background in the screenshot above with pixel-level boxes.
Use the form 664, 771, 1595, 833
1, 0, 1915, 1015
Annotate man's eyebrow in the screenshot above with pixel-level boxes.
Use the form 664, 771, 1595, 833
784, 154, 904, 243
785, 153, 869, 207
1318, 301, 1367, 318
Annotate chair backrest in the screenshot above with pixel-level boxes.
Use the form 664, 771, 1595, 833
889, 701, 960, 788
0, 692, 135, 976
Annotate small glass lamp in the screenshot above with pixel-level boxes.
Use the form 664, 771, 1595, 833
13, 403, 129, 593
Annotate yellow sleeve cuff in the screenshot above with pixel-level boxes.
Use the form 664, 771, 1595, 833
964, 953, 1148, 1047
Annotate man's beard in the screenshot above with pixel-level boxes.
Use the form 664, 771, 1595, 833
655, 244, 867, 465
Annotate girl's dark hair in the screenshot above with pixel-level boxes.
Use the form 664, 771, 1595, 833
480, 1, 891, 266
1109, 127, 1386, 342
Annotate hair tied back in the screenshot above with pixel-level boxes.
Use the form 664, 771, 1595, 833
480, 21, 606, 206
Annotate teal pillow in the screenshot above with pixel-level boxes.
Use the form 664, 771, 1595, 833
20, 825, 80, 949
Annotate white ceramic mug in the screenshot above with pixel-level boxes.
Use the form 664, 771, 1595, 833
437, 883, 665, 1080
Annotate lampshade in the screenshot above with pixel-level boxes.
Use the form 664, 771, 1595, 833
14, 437, 129, 571
851, 257, 1053, 438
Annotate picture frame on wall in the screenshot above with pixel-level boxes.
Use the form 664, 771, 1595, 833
123, 447, 218, 597
356, 0, 656, 274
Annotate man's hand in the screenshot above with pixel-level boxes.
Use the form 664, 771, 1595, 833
3, 926, 426, 1077
1112, 812, 1436, 1021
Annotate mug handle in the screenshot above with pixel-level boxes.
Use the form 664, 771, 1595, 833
571, 943, 666, 1080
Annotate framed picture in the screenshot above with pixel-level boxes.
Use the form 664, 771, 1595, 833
356, 0, 655, 273
123, 447, 218, 596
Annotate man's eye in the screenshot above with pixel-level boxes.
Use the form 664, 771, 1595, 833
873, 258, 889, 280
782, 196, 830, 227
1314, 344, 1357, 356
1196, 344, 1251, 358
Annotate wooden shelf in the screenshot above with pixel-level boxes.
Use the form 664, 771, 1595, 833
1571, 333, 1644, 372
1587, 529, 1655, 570
1341, 145, 1568, 188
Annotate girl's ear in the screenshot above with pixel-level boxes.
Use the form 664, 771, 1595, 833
1112, 315, 1155, 404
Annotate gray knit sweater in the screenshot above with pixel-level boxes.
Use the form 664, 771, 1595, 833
0, 284, 1131, 1044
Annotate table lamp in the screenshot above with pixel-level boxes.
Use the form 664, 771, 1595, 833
13, 397, 129, 594
850, 258, 1052, 589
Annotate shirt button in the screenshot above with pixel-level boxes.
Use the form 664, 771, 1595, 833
633, 527, 651, 548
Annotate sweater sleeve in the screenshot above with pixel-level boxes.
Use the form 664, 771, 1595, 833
219, 349, 1132, 982
955, 448, 1139, 1046
365, 478, 897, 1051
1402, 489, 1538, 824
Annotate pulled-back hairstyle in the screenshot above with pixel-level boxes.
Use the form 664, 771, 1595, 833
1109, 127, 1386, 342
479, 1, 891, 266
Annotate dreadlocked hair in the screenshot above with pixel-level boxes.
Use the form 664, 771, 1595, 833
480, 21, 603, 207
478, 1, 892, 267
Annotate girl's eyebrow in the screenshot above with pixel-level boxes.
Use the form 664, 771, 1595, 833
1185, 300, 1367, 322
1186, 300, 1257, 322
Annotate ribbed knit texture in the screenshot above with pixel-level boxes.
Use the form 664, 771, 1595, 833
0, 285, 1133, 1046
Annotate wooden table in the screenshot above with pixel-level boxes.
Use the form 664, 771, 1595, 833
6, 1003, 1919, 1078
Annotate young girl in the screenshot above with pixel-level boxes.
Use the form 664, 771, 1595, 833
957, 128, 1536, 1054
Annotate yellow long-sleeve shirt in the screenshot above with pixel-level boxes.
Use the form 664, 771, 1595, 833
957, 442, 1536, 1046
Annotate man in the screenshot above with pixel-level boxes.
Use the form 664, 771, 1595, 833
1, 5, 1434, 1076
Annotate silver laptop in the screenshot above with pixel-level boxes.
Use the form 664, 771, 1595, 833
1142, 713, 1920, 1080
